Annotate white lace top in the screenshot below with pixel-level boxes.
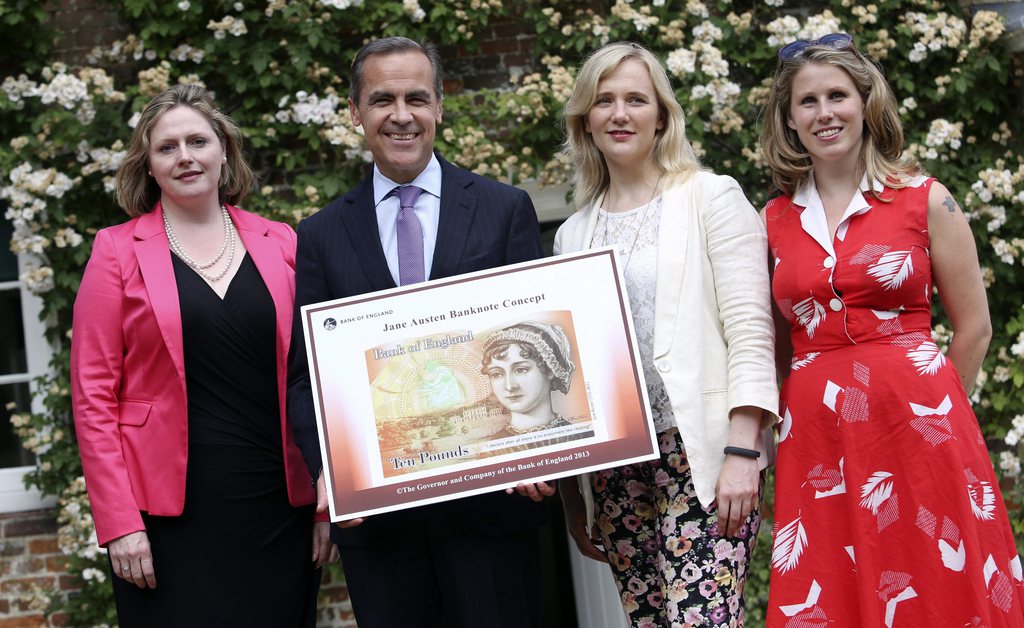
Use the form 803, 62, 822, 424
590, 196, 674, 433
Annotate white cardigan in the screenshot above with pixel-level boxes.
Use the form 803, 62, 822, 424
554, 170, 779, 511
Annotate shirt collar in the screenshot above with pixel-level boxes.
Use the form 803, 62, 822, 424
372, 154, 442, 205
793, 172, 884, 206
860, 173, 885, 195
793, 172, 878, 255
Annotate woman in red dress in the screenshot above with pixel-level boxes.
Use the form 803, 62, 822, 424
759, 34, 1023, 626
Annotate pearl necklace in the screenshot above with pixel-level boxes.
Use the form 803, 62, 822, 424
163, 204, 236, 282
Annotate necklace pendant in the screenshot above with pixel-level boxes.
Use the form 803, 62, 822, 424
591, 178, 663, 273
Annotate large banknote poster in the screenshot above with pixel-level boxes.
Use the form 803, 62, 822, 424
302, 248, 657, 522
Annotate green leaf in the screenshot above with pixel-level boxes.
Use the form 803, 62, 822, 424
992, 394, 1008, 412
252, 53, 269, 73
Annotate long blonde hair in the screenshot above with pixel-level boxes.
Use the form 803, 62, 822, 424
759, 43, 919, 199
563, 42, 701, 210
115, 84, 255, 217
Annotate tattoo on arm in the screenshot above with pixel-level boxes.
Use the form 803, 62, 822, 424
942, 196, 959, 214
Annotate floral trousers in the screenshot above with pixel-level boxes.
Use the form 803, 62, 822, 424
592, 428, 760, 628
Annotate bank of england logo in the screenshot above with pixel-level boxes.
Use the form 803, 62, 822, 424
323, 318, 337, 331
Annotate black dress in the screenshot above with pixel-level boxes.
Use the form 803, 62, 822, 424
112, 254, 318, 627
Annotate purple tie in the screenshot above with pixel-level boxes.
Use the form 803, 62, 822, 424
394, 185, 425, 285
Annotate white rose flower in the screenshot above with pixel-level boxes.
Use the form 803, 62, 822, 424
999, 451, 1021, 478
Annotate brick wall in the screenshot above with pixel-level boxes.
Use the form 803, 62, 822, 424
44, 0, 538, 93
316, 566, 357, 627
442, 8, 537, 93
0, 510, 68, 627
45, 0, 128, 64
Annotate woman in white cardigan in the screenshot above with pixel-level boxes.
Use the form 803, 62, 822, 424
556, 42, 778, 627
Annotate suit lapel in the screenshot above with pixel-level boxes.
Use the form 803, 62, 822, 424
230, 205, 293, 364
133, 204, 187, 387
430, 159, 474, 280
653, 182, 693, 358
343, 176, 397, 291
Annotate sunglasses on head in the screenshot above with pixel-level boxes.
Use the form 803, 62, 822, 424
778, 33, 853, 61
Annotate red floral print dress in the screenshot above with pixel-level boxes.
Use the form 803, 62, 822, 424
764, 176, 1024, 627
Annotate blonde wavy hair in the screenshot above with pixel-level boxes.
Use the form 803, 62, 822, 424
115, 84, 255, 217
563, 42, 701, 210
759, 42, 920, 200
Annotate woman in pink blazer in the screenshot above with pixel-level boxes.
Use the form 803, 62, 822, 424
71, 84, 335, 627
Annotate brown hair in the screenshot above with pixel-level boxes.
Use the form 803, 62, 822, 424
114, 84, 254, 217
759, 42, 920, 199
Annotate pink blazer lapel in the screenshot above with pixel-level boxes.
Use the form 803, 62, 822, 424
131, 204, 294, 399
133, 203, 187, 389
229, 205, 294, 370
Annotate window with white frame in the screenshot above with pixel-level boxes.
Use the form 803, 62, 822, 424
0, 216, 55, 512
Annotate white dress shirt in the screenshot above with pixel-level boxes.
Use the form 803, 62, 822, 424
372, 154, 443, 284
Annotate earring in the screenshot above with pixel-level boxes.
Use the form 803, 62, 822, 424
222, 156, 227, 163
148, 171, 152, 176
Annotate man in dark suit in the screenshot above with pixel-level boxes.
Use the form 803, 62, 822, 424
287, 37, 551, 627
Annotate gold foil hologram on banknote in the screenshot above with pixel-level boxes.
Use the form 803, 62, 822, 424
367, 311, 596, 478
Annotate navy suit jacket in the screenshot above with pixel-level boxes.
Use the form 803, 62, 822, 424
287, 154, 547, 545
